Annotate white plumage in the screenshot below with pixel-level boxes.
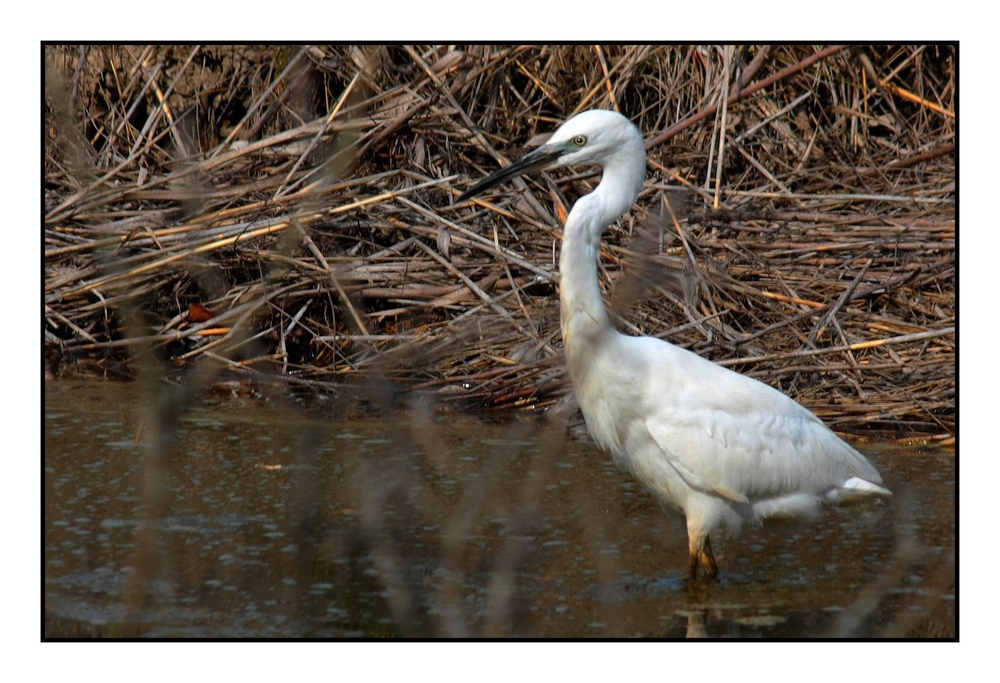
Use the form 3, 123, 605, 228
459, 109, 890, 580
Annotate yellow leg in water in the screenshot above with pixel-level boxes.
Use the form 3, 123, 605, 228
688, 534, 718, 581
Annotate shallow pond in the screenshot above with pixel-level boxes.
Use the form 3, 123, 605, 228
44, 379, 954, 638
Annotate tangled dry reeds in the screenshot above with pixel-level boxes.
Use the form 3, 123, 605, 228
44, 45, 955, 437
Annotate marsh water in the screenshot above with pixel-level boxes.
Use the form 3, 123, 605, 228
44, 379, 955, 638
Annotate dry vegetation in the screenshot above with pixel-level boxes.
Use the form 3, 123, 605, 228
44, 45, 955, 437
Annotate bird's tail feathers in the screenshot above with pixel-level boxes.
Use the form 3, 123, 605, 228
836, 477, 892, 502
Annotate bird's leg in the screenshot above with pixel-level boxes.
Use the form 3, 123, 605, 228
687, 534, 718, 581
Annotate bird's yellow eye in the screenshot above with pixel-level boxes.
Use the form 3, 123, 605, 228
572, 135, 587, 146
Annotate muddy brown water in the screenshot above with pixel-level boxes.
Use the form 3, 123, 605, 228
44, 380, 954, 638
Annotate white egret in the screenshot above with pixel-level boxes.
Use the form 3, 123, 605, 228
458, 110, 890, 580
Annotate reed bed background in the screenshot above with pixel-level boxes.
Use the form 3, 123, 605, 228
44, 45, 955, 438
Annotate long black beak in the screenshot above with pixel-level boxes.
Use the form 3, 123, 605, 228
457, 144, 564, 203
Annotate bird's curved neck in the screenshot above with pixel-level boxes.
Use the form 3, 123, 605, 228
559, 165, 641, 358
557, 129, 645, 382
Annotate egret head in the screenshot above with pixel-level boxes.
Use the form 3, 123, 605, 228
458, 110, 645, 203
